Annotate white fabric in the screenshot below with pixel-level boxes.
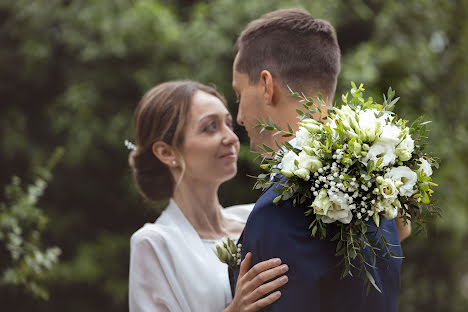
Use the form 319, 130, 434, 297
129, 199, 253, 312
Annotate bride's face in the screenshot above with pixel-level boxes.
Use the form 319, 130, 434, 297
178, 90, 240, 184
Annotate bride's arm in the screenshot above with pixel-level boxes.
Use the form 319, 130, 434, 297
224, 252, 288, 312
396, 208, 411, 241
129, 232, 177, 312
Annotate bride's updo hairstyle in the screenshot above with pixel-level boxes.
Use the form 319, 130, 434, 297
129, 80, 226, 201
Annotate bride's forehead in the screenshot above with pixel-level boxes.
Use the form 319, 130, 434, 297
189, 92, 228, 116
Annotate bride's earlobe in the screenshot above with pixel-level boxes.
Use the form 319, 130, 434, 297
152, 141, 178, 167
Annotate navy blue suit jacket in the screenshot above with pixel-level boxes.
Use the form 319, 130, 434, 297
233, 181, 402, 312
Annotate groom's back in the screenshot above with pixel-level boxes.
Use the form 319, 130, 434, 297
240, 182, 402, 312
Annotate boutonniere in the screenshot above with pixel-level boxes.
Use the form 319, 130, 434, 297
213, 237, 242, 270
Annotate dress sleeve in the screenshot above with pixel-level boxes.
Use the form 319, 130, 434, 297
129, 229, 180, 312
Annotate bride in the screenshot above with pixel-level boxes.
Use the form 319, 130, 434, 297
128, 80, 288, 312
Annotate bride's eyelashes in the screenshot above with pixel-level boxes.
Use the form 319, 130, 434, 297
201, 116, 234, 133
203, 120, 217, 133
226, 119, 234, 130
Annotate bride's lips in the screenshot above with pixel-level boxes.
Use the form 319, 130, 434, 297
219, 151, 237, 159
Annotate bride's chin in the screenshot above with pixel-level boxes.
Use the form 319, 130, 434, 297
219, 168, 237, 183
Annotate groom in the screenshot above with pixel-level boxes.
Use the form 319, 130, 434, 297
232, 9, 403, 311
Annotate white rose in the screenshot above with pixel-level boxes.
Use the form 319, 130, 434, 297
311, 189, 331, 216
360, 123, 401, 168
395, 135, 415, 162
378, 178, 398, 200
321, 191, 353, 224
357, 109, 382, 142
379, 124, 401, 145
418, 158, 433, 177
292, 151, 323, 181
295, 127, 313, 148
280, 150, 298, 178
361, 141, 397, 168
297, 151, 322, 172
294, 168, 310, 181
385, 166, 418, 197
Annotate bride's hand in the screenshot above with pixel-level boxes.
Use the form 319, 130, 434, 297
226, 252, 288, 312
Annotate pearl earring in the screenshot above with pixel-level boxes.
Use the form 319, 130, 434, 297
172, 161, 177, 165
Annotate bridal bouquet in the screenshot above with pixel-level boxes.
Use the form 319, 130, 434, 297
254, 82, 440, 292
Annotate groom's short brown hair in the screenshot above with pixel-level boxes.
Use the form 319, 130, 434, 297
234, 9, 340, 99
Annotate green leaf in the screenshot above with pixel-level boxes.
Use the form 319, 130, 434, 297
262, 144, 274, 153
366, 270, 382, 293
273, 195, 282, 204
311, 225, 318, 237
373, 213, 380, 227
421, 192, 430, 204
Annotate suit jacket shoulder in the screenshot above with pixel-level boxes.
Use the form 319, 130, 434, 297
240, 181, 403, 312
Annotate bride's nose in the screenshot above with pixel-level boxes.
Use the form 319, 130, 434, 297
222, 126, 239, 145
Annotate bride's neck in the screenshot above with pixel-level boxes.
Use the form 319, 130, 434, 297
172, 179, 227, 240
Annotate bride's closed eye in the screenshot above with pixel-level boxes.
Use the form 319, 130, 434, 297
203, 120, 217, 132
226, 119, 234, 130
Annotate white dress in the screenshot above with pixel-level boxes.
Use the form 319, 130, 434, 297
129, 199, 253, 312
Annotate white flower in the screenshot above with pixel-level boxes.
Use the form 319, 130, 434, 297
385, 166, 418, 197
311, 190, 353, 224
311, 189, 332, 216
295, 127, 313, 148
286, 151, 322, 181
333, 106, 353, 128
418, 158, 433, 177
299, 118, 322, 134
297, 151, 322, 173
361, 141, 397, 168
280, 150, 322, 180
380, 124, 401, 145
294, 168, 310, 181
324, 191, 354, 224
357, 109, 382, 142
374, 199, 391, 213
360, 123, 402, 168
378, 178, 398, 201
375, 199, 399, 220
395, 135, 415, 162
382, 199, 401, 220
280, 150, 298, 178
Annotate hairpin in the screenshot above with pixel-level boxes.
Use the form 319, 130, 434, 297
125, 140, 137, 151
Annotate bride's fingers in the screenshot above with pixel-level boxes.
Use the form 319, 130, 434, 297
246, 273, 288, 303
247, 291, 282, 312
244, 263, 289, 294
241, 257, 283, 284
238, 252, 252, 279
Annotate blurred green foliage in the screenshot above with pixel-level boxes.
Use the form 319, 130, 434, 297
0, 0, 467, 311
0, 148, 62, 300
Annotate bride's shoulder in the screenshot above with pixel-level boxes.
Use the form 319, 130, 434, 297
223, 203, 255, 222
130, 221, 171, 249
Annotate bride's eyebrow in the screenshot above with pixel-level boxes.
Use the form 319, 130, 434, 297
199, 113, 231, 123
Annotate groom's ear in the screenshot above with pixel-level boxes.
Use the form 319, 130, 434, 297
152, 141, 178, 168
260, 70, 276, 106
